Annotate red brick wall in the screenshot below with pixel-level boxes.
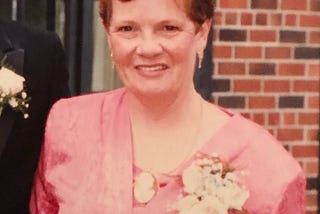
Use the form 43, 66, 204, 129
211, 0, 320, 213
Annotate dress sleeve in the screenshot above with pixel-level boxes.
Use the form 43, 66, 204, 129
29, 103, 63, 214
276, 171, 306, 214
29, 150, 59, 214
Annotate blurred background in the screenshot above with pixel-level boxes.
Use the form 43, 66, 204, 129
0, 0, 319, 213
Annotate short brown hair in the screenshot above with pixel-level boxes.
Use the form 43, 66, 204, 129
99, 0, 215, 29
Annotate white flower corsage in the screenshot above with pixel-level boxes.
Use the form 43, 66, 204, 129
174, 154, 249, 214
0, 55, 30, 118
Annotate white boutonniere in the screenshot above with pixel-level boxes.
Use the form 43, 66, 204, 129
0, 55, 30, 118
173, 154, 249, 214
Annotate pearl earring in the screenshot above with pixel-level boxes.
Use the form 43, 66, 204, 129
110, 52, 115, 70
197, 50, 203, 69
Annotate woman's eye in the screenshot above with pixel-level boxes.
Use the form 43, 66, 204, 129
118, 26, 133, 32
163, 25, 179, 31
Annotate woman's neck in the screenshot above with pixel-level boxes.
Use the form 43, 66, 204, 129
128, 87, 205, 173
127, 87, 201, 124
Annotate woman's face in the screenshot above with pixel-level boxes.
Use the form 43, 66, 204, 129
107, 0, 209, 97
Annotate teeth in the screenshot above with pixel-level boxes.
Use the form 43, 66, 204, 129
137, 65, 167, 72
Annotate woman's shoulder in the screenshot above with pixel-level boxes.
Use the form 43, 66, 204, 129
46, 88, 127, 130
225, 111, 299, 165
44, 88, 128, 148
204, 104, 302, 175
208, 108, 305, 212
51, 88, 126, 112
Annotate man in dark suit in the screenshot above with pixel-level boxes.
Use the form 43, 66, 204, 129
0, 20, 70, 213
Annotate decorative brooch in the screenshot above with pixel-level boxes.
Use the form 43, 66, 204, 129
133, 171, 158, 204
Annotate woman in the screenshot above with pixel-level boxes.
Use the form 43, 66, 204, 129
30, 0, 305, 213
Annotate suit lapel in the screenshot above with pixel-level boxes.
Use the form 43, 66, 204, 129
0, 108, 16, 156
0, 24, 24, 156
0, 23, 14, 53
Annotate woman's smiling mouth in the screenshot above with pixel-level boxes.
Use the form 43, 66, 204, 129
134, 64, 169, 77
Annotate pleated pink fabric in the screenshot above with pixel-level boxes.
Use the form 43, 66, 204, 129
30, 88, 133, 214
30, 88, 306, 214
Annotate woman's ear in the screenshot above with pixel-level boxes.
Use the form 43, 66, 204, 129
196, 19, 212, 51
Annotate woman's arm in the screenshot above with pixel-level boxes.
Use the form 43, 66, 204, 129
29, 102, 64, 214
276, 171, 306, 214
29, 152, 59, 214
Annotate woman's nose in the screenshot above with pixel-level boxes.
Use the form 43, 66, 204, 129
136, 33, 163, 57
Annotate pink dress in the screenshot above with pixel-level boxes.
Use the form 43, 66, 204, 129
30, 88, 306, 214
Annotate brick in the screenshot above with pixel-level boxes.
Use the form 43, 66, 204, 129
270, 13, 282, 26
310, 31, 320, 43
220, 29, 247, 41
306, 211, 317, 214
214, 12, 223, 25
234, 79, 261, 92
308, 64, 320, 76
300, 15, 320, 27
283, 144, 290, 151
306, 190, 318, 206
279, 63, 305, 76
250, 30, 276, 42
218, 96, 245, 108
214, 45, 232, 58
225, 12, 237, 25
285, 14, 297, 26
251, 0, 277, 9
264, 80, 290, 92
298, 113, 320, 125
294, 47, 320, 59
280, 30, 306, 43
306, 177, 318, 190
278, 128, 303, 141
305, 161, 319, 175
308, 96, 319, 109
235, 46, 262, 58
213, 29, 219, 41
212, 79, 230, 92
241, 13, 253, 25
310, 0, 320, 11
241, 112, 251, 119
268, 113, 280, 125
248, 96, 275, 108
283, 113, 296, 125
281, 0, 307, 10
267, 128, 275, 136
265, 47, 291, 59
307, 129, 320, 141
279, 96, 304, 108
220, 0, 247, 9
249, 63, 276, 75
294, 80, 320, 92
218, 62, 245, 75
256, 13, 267, 25
252, 113, 265, 125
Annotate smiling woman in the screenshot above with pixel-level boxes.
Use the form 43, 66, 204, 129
105, 0, 210, 100
30, 0, 306, 213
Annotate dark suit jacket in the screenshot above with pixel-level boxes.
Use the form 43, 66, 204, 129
0, 20, 70, 214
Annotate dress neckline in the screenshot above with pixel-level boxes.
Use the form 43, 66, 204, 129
133, 107, 240, 179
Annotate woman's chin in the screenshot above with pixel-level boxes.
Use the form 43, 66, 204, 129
129, 86, 178, 100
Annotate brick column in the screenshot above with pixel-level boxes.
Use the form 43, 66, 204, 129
212, 0, 320, 213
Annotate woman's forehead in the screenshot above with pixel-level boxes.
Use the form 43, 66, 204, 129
112, 0, 188, 11
111, 0, 189, 20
